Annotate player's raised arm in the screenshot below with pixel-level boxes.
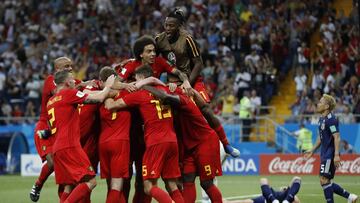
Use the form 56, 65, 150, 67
83, 75, 115, 104
134, 76, 166, 89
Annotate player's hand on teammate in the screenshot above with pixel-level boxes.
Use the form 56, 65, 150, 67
334, 154, 342, 168
124, 82, 137, 92
37, 130, 51, 139
105, 75, 116, 88
112, 58, 135, 71
168, 82, 177, 92
180, 80, 192, 95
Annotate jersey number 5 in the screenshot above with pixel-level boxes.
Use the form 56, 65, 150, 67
150, 100, 172, 119
48, 108, 57, 134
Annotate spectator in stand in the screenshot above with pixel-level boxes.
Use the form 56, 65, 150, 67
220, 87, 236, 117
239, 90, 252, 142
297, 42, 310, 70
340, 140, 356, 154
339, 105, 356, 124
294, 68, 307, 96
234, 66, 251, 99
0, 0, 333, 121
311, 68, 325, 92
250, 89, 261, 116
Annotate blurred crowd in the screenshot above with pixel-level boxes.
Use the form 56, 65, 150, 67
0, 0, 355, 125
289, 0, 360, 124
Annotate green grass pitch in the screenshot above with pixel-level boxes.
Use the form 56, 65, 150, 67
0, 175, 359, 202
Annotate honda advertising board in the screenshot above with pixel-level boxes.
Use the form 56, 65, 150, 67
222, 155, 259, 175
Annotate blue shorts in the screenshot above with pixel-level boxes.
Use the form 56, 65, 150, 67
252, 188, 288, 202
319, 159, 336, 179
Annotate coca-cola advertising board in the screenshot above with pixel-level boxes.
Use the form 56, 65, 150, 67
260, 154, 360, 175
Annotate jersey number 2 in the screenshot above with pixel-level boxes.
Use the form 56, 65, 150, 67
48, 108, 57, 134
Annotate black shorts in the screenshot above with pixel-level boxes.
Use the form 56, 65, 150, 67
319, 159, 336, 179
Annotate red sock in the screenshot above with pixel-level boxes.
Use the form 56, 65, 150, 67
214, 125, 229, 146
182, 182, 196, 203
106, 189, 121, 203
60, 192, 70, 203
170, 189, 184, 203
205, 185, 223, 203
79, 191, 91, 203
149, 186, 173, 203
64, 183, 91, 203
133, 185, 151, 203
35, 163, 52, 188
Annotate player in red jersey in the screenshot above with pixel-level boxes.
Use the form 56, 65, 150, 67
105, 65, 184, 203
116, 35, 189, 203
47, 70, 115, 203
142, 85, 224, 203
118, 35, 190, 86
97, 66, 131, 203
30, 57, 74, 202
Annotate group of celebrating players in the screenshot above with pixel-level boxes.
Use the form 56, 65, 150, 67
29, 8, 241, 203
27, 8, 358, 203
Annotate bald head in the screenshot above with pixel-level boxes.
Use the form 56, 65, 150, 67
54, 57, 73, 72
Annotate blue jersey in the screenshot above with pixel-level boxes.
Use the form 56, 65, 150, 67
318, 113, 339, 160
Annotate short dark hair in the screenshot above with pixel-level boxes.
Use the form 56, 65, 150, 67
167, 8, 186, 25
99, 66, 117, 82
133, 36, 156, 61
134, 64, 153, 78
54, 69, 70, 85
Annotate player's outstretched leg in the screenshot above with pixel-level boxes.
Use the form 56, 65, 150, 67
30, 154, 54, 202
330, 181, 358, 203
260, 178, 279, 203
282, 176, 301, 203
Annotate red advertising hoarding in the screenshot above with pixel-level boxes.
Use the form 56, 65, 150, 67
260, 154, 360, 175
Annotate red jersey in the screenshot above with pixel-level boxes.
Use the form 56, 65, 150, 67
99, 90, 131, 143
122, 86, 177, 147
47, 88, 88, 153
39, 75, 57, 122
118, 56, 175, 80
176, 90, 217, 150
78, 82, 101, 144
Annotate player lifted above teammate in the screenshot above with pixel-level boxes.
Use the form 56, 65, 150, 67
305, 94, 358, 203
156, 8, 239, 157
